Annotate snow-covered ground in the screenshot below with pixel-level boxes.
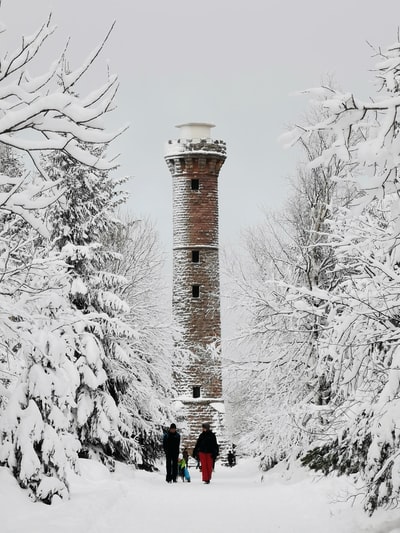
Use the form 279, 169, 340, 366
2, 458, 400, 533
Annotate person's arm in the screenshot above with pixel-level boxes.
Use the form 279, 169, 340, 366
193, 438, 199, 459
213, 434, 219, 458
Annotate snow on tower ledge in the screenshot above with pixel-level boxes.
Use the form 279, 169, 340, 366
164, 122, 226, 158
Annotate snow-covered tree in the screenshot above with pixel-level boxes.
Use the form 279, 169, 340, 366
0, 11, 128, 502
0, 257, 82, 503
287, 40, 400, 513
0, 145, 26, 394
42, 147, 139, 466
0, 144, 86, 503
227, 102, 354, 468
102, 215, 174, 467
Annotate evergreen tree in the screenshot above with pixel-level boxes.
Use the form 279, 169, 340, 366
0, 144, 85, 502
0, 258, 82, 503
42, 147, 140, 466
0, 11, 129, 502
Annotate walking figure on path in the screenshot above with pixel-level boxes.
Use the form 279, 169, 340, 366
193, 422, 219, 484
227, 449, 236, 467
163, 423, 180, 483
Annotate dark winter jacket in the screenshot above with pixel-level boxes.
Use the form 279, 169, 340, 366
163, 430, 180, 457
193, 430, 219, 459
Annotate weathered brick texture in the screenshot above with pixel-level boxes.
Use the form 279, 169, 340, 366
173, 248, 220, 347
165, 136, 227, 457
182, 400, 226, 456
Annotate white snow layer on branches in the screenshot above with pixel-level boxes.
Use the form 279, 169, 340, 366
280, 40, 400, 513
0, 16, 125, 171
0, 12, 133, 503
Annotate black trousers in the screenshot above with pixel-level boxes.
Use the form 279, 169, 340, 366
165, 452, 178, 482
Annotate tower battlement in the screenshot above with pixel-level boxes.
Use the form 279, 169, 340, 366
165, 138, 227, 159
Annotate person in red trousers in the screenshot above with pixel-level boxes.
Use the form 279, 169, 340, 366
193, 422, 219, 484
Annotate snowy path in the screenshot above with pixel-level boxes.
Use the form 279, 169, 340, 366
2, 458, 400, 533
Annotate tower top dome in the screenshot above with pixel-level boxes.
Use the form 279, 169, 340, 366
175, 123, 215, 140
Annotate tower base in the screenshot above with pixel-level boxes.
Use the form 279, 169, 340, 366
174, 398, 227, 462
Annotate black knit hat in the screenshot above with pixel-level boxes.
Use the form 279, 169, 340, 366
170, 423, 177, 429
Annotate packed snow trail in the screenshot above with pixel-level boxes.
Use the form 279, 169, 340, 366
2, 458, 400, 532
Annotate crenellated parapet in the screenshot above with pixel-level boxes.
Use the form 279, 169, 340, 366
165, 137, 226, 155
165, 143, 226, 178
165, 155, 225, 177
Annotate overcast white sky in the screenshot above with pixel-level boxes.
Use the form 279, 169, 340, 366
2, 0, 400, 262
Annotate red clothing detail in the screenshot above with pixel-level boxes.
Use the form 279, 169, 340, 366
199, 452, 213, 482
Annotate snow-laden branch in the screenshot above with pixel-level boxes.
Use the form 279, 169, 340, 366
0, 15, 126, 171
60, 21, 116, 92
0, 14, 56, 82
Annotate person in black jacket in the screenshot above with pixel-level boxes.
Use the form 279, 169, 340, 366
193, 422, 219, 484
163, 423, 180, 483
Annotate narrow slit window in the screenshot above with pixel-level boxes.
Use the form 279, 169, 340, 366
192, 250, 200, 263
191, 178, 199, 190
192, 285, 200, 298
193, 386, 201, 398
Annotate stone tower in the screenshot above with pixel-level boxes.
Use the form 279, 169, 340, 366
165, 123, 226, 453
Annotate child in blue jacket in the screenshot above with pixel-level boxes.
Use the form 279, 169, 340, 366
178, 453, 191, 482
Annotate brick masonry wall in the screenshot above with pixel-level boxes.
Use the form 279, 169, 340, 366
172, 169, 219, 247
178, 400, 227, 459
173, 248, 220, 346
